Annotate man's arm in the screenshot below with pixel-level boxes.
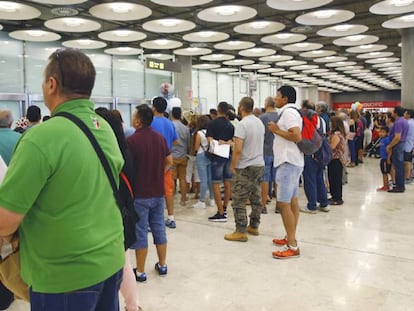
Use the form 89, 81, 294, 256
230, 137, 243, 174
268, 122, 301, 142
386, 132, 401, 152
165, 154, 173, 173
0, 206, 24, 237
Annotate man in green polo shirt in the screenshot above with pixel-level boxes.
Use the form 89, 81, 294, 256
0, 48, 125, 310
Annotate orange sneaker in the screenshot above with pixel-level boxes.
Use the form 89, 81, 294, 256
272, 245, 300, 259
272, 237, 287, 246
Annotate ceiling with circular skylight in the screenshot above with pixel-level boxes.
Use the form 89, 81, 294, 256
0, 0, 406, 92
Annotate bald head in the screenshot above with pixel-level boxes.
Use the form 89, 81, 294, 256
0, 110, 13, 128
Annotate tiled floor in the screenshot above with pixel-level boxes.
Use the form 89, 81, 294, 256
7, 157, 414, 311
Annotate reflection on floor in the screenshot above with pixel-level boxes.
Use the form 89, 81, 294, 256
8, 157, 414, 311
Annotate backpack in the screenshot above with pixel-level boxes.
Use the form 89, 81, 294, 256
279, 107, 322, 155
313, 117, 332, 167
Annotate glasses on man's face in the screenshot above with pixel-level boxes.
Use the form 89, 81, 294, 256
54, 49, 65, 88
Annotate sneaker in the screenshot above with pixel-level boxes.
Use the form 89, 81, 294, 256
318, 205, 330, 212
133, 268, 147, 283
388, 188, 405, 193
328, 199, 344, 205
192, 201, 206, 209
224, 231, 248, 242
376, 186, 389, 192
223, 206, 227, 217
155, 262, 167, 276
246, 226, 259, 236
208, 212, 227, 222
165, 219, 176, 228
272, 237, 288, 246
208, 200, 215, 207
275, 206, 281, 214
299, 207, 317, 214
261, 206, 268, 214
272, 245, 300, 259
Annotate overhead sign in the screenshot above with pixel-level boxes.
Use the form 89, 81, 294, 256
146, 58, 181, 73
333, 101, 400, 109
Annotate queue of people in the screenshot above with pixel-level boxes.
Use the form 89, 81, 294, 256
0, 48, 413, 311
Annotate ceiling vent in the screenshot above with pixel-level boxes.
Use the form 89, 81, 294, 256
51, 7, 79, 17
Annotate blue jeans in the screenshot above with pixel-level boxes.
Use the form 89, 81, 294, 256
275, 162, 303, 203
303, 155, 328, 210
131, 197, 167, 249
196, 152, 213, 202
30, 269, 123, 311
392, 142, 405, 190
211, 156, 232, 183
348, 139, 356, 164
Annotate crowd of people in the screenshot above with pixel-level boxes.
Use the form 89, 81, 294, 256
0, 48, 413, 310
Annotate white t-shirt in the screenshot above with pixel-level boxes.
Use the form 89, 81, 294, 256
196, 129, 209, 154
273, 104, 304, 168
235, 114, 265, 169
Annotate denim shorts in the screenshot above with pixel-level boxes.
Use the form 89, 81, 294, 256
275, 162, 303, 203
131, 197, 167, 249
211, 156, 232, 183
262, 156, 276, 182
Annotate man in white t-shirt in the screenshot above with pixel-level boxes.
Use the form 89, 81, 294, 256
225, 97, 265, 242
268, 85, 303, 259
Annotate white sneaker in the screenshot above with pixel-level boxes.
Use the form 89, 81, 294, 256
208, 200, 215, 207
193, 201, 206, 209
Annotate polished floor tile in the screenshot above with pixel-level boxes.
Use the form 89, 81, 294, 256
6, 157, 414, 311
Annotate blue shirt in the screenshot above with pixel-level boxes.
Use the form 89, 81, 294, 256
380, 136, 391, 160
0, 128, 21, 165
151, 116, 177, 150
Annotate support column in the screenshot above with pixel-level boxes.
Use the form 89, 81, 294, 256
173, 55, 192, 111
296, 86, 318, 107
402, 28, 414, 109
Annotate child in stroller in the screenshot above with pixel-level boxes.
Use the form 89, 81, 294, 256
365, 127, 381, 158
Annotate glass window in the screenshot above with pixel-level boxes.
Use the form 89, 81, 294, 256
0, 32, 24, 93
86, 52, 112, 97
118, 103, 132, 127
25, 42, 61, 94
113, 55, 144, 98
199, 71, 217, 111
217, 73, 233, 106
0, 100, 23, 126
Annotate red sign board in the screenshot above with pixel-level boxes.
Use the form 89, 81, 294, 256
333, 101, 401, 109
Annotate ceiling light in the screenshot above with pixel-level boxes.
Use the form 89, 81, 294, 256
312, 50, 324, 54
187, 47, 199, 52
401, 14, 414, 22
211, 54, 223, 58
250, 48, 264, 53
360, 44, 373, 49
251, 21, 270, 29
217, 6, 238, 16
314, 10, 336, 19
27, 30, 44, 37
118, 47, 131, 52
159, 19, 180, 27
78, 39, 92, 45
333, 24, 352, 31
276, 33, 292, 39
369, 52, 380, 56
110, 3, 132, 14
296, 42, 309, 47
198, 31, 214, 37
228, 40, 241, 46
0, 2, 18, 13
154, 39, 169, 45
64, 18, 83, 27
348, 35, 365, 41
392, 0, 413, 6
113, 30, 131, 37
151, 53, 162, 58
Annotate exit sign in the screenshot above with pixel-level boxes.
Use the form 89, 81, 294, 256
146, 58, 181, 72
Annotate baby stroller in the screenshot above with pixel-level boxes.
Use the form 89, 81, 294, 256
366, 137, 382, 158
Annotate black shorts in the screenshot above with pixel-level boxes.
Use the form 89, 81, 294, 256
380, 159, 391, 174
404, 151, 413, 162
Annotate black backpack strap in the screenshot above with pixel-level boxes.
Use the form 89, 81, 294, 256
55, 112, 119, 199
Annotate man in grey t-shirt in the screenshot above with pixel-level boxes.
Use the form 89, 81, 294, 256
225, 97, 265, 242
171, 107, 190, 205
259, 97, 278, 214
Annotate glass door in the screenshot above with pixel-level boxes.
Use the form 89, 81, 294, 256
117, 97, 149, 127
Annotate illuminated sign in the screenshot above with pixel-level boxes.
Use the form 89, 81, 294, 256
146, 58, 181, 72
333, 101, 400, 109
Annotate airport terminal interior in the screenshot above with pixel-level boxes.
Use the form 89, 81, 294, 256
1, 0, 414, 310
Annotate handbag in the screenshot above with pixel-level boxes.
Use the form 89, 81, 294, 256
0, 250, 30, 301
55, 112, 137, 250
